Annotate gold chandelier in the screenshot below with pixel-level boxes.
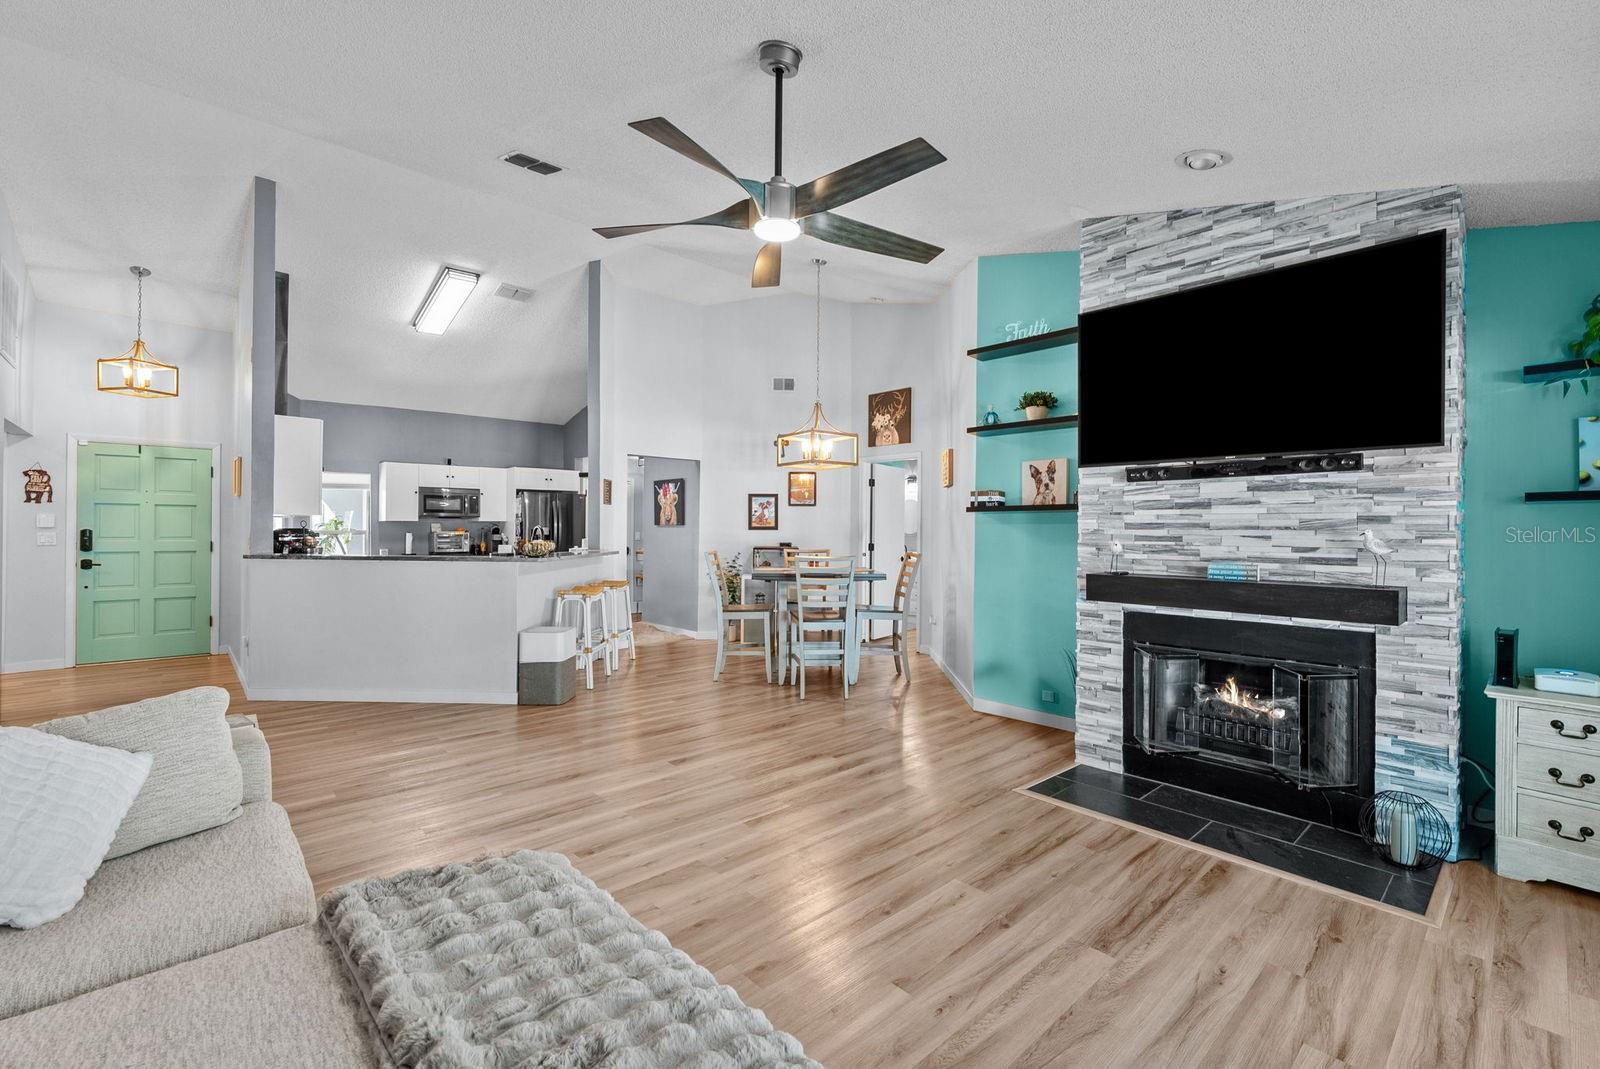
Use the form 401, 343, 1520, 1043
96, 266, 178, 398
775, 259, 858, 470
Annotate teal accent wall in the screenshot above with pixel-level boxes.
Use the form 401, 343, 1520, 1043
973, 252, 1080, 716
1462, 222, 1600, 769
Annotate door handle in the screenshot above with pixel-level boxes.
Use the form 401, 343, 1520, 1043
1548, 819, 1595, 843
1548, 768, 1596, 789
79, 559, 102, 570
1551, 719, 1597, 740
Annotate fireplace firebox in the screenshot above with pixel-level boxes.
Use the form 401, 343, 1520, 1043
1122, 611, 1376, 832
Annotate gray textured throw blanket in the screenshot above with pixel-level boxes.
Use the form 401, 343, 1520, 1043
319, 851, 821, 1069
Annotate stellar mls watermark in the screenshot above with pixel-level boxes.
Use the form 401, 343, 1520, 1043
1505, 525, 1598, 544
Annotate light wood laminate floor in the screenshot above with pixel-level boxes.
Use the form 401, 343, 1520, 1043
4, 631, 1597, 1067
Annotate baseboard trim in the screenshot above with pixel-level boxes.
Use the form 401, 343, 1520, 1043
243, 686, 518, 705
647, 622, 715, 640
972, 698, 1076, 731
927, 648, 977, 707
1, 658, 68, 674
222, 645, 245, 691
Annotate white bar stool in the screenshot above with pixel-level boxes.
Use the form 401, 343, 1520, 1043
554, 584, 610, 689
598, 579, 635, 670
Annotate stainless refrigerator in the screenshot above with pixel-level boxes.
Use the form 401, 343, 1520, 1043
515, 490, 584, 553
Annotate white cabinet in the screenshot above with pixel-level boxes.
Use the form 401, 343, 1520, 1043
478, 468, 510, 522
416, 463, 479, 489
378, 462, 419, 522
1490, 682, 1600, 894
511, 467, 581, 493
273, 415, 323, 517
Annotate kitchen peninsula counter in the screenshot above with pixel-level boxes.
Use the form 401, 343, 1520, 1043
239, 552, 621, 703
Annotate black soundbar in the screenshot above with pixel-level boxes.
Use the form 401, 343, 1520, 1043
1124, 452, 1364, 483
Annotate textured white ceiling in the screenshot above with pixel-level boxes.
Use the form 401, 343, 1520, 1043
0, 1, 1596, 419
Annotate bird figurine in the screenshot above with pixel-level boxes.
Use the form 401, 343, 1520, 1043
1359, 529, 1393, 586
1109, 539, 1126, 574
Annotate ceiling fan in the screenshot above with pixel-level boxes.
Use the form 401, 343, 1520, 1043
593, 40, 946, 288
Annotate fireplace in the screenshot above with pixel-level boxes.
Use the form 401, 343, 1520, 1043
1122, 611, 1376, 832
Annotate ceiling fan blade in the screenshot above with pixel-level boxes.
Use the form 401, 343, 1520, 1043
793, 138, 946, 218
752, 243, 782, 288
802, 213, 943, 264
629, 117, 765, 208
594, 200, 756, 240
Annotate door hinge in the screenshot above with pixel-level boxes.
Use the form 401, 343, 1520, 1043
868, 542, 876, 552
868, 478, 876, 487
209, 615, 214, 627
210, 540, 214, 551
211, 466, 215, 477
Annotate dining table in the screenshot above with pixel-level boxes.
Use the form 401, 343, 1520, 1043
744, 565, 888, 686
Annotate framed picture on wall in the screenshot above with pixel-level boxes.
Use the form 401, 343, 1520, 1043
787, 471, 816, 507
653, 478, 685, 527
748, 493, 779, 530
1021, 457, 1069, 506
867, 387, 911, 447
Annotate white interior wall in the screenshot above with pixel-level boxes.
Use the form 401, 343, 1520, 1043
0, 301, 236, 671
0, 188, 38, 680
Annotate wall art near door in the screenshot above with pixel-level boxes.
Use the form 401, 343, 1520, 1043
1022, 457, 1069, 506
653, 478, 685, 527
788, 471, 817, 507
22, 464, 52, 503
867, 387, 912, 447
748, 493, 779, 530
940, 448, 954, 487
1580, 416, 1599, 488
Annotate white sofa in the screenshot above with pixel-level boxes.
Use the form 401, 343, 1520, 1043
0, 704, 378, 1068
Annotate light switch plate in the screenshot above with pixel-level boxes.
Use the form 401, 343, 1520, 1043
36, 531, 57, 546
35, 513, 55, 528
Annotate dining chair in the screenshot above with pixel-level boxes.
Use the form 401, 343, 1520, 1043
706, 550, 772, 682
857, 551, 921, 680
783, 554, 858, 700
782, 547, 832, 567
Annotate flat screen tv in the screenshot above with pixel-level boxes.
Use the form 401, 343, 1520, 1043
1078, 231, 1446, 468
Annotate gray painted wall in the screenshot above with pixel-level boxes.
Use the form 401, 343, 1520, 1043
562, 407, 587, 470
293, 397, 569, 555
638, 455, 700, 634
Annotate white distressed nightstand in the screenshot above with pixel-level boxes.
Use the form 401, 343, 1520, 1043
1488, 681, 1600, 893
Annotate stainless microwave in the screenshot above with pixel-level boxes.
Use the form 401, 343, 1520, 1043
418, 486, 480, 520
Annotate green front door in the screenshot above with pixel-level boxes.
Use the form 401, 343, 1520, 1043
76, 442, 213, 664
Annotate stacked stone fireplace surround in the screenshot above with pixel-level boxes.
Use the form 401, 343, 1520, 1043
1073, 186, 1465, 849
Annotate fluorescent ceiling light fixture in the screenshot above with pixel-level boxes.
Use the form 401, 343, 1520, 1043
412, 267, 479, 335
752, 215, 801, 243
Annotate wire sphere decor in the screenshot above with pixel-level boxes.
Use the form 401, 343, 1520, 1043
1359, 790, 1452, 870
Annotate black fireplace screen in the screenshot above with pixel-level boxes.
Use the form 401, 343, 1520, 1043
1133, 642, 1360, 789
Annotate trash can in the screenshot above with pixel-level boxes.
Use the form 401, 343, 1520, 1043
518, 625, 578, 706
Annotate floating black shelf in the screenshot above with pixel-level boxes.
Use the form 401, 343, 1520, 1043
966, 503, 1079, 514
1524, 490, 1600, 502
1084, 572, 1407, 626
966, 326, 1079, 361
1523, 357, 1594, 385
966, 413, 1080, 437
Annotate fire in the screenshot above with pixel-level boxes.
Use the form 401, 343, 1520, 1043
1214, 676, 1289, 720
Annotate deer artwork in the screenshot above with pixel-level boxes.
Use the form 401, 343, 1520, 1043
871, 390, 909, 447
22, 465, 52, 504
656, 481, 679, 527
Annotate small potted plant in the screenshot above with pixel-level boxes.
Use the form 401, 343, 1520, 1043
1017, 390, 1058, 421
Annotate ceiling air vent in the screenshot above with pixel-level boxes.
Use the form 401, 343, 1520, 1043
772, 377, 795, 392
502, 152, 562, 175
493, 283, 535, 302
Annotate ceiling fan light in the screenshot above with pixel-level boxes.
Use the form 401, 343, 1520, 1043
752, 215, 801, 243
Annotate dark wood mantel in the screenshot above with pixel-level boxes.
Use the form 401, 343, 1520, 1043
1084, 573, 1407, 627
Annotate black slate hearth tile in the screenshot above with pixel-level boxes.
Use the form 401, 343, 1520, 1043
1058, 764, 1161, 800
1027, 774, 1073, 797
1144, 784, 1311, 843
1294, 822, 1412, 875
1046, 780, 1210, 839
1381, 871, 1439, 915
1193, 823, 1394, 902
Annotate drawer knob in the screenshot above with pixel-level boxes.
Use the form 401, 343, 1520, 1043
1548, 819, 1595, 843
1551, 719, 1597, 740
1548, 767, 1597, 788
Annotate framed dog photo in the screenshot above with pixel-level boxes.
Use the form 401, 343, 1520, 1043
748, 493, 779, 530
1021, 457, 1069, 506
787, 471, 817, 507
653, 478, 685, 527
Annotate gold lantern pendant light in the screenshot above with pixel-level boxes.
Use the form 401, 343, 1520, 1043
96, 266, 179, 398
775, 258, 858, 470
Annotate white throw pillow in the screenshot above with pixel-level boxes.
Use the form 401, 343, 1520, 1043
0, 727, 152, 929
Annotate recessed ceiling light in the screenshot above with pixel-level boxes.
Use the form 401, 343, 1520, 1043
1176, 149, 1232, 171
413, 267, 479, 335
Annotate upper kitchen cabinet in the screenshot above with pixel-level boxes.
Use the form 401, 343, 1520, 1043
378, 462, 419, 521
415, 463, 480, 489
479, 468, 510, 523
511, 467, 581, 493
274, 415, 323, 517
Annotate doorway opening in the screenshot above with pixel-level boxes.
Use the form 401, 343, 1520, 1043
627, 455, 701, 636
861, 456, 920, 643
